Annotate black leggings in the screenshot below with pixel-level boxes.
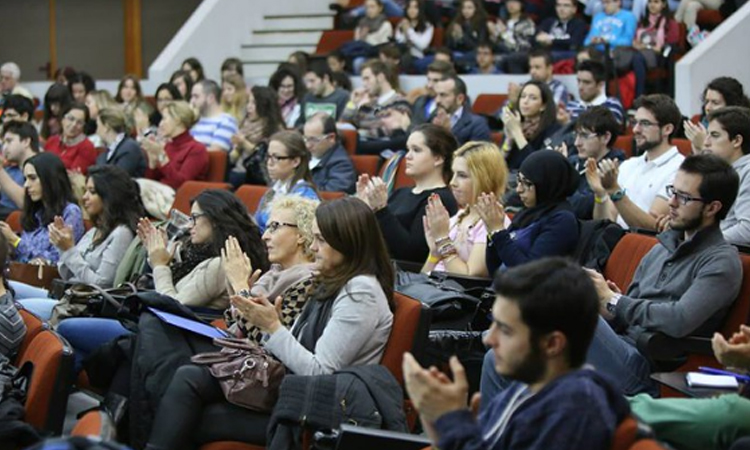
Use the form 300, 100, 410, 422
145, 365, 270, 450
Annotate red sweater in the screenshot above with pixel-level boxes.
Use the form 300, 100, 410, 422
145, 131, 208, 190
44, 135, 98, 175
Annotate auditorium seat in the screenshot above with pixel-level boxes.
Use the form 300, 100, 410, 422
490, 131, 504, 148
171, 181, 232, 214
615, 135, 634, 159
673, 138, 693, 157
603, 233, 659, 291
6, 209, 21, 232
235, 184, 270, 214
340, 128, 358, 156
15, 308, 45, 367
319, 191, 346, 202
316, 30, 354, 54
352, 154, 380, 177
380, 153, 414, 190
472, 94, 507, 117
207, 151, 229, 182
71, 410, 118, 441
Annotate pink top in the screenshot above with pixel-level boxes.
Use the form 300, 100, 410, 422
434, 211, 487, 273
635, 14, 680, 49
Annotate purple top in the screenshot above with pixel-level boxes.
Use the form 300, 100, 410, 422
16, 202, 85, 264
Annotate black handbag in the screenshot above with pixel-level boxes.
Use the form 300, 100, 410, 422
48, 283, 138, 327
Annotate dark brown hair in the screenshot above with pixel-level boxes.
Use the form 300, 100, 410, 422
269, 130, 313, 186
411, 123, 458, 183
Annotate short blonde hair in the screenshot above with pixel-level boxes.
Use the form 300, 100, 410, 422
98, 107, 128, 134
162, 100, 196, 129
454, 141, 508, 205
268, 195, 320, 260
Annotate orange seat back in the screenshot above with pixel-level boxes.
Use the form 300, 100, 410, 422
379, 154, 414, 190
71, 410, 117, 441
380, 292, 430, 386
472, 94, 507, 116
610, 416, 639, 450
319, 191, 346, 202
603, 233, 659, 292
207, 151, 228, 182
352, 155, 380, 177
171, 181, 232, 215
615, 135, 634, 159
15, 308, 45, 366
490, 131, 504, 148
340, 129, 358, 156
316, 30, 354, 54
629, 439, 669, 450
673, 138, 692, 157
6, 210, 21, 233
432, 27, 444, 47
235, 184, 270, 215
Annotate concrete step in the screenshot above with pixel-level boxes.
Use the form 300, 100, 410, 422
251, 30, 323, 45
241, 45, 317, 62
242, 61, 284, 78
262, 15, 333, 31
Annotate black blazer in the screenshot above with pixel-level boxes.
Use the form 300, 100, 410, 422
94, 136, 147, 177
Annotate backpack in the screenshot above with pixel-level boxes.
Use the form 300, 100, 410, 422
573, 219, 626, 272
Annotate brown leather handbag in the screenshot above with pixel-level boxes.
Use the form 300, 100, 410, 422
191, 337, 285, 412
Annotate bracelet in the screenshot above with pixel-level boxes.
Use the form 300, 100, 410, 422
11, 237, 20, 248
594, 194, 609, 204
427, 254, 440, 264
435, 236, 451, 247
487, 228, 503, 241
437, 242, 458, 258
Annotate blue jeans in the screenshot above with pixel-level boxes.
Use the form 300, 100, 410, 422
57, 318, 132, 371
10, 280, 49, 300
350, 0, 404, 18
18, 298, 56, 320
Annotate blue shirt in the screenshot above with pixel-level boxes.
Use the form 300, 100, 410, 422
190, 113, 238, 151
0, 165, 24, 211
16, 202, 85, 264
585, 9, 637, 48
254, 181, 319, 233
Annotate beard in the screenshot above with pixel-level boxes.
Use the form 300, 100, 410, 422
669, 210, 704, 232
636, 129, 663, 153
507, 342, 548, 385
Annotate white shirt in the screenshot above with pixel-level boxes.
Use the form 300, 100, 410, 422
616, 146, 684, 229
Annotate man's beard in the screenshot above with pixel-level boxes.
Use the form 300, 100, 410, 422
509, 342, 547, 386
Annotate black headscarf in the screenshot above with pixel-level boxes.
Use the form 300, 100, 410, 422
511, 150, 579, 229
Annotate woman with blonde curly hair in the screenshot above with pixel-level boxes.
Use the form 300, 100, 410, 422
421, 141, 508, 277
220, 73, 248, 122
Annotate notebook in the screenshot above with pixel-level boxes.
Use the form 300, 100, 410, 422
148, 307, 230, 339
685, 372, 739, 389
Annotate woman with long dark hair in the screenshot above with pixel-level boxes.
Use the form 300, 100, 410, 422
269, 64, 305, 128
40, 83, 73, 141
145, 196, 394, 449
169, 70, 194, 100
229, 86, 286, 187
181, 57, 206, 83
395, 0, 434, 60
501, 80, 561, 171
684, 77, 750, 153
115, 74, 145, 115
445, 0, 489, 68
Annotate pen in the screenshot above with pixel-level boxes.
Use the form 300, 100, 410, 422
698, 366, 750, 383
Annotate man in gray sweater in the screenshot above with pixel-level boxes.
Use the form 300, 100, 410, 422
702, 106, 750, 247
586, 154, 742, 395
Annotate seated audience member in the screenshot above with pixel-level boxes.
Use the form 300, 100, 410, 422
584, 154, 742, 395
330, 71, 353, 93
431, 75, 491, 146
0, 233, 25, 358
304, 113, 356, 194
189, 79, 239, 152
357, 100, 414, 156
84, 89, 117, 126
480, 150, 579, 275
378, 44, 402, 69
115, 74, 146, 116
41, 83, 73, 141
145, 197, 394, 449
181, 57, 205, 83
229, 86, 285, 187
255, 131, 319, 233
140, 83, 183, 139
342, 59, 405, 140
528, 49, 571, 106
220, 57, 244, 79
701, 107, 750, 246
500, 80, 561, 171
565, 106, 626, 219
220, 74, 248, 123
404, 257, 630, 450
140, 101, 208, 218
588, 94, 684, 230
1, 95, 34, 125
269, 65, 304, 128
675, 0, 723, 46
395, 0, 435, 62
628, 324, 750, 450
488, 0, 536, 74
633, 0, 680, 69
0, 122, 39, 219
584, 0, 637, 50
536, 0, 588, 61
359, 124, 459, 262
470, 42, 501, 74
422, 141, 508, 277
327, 51, 347, 74
0, 153, 84, 267
445, 0, 489, 71
69, 72, 95, 104
412, 60, 456, 126
44, 103, 98, 175
0, 62, 33, 102
564, 60, 625, 125
684, 77, 750, 154
170, 70, 194, 100
289, 51, 311, 75
300, 62, 350, 123
16, 166, 142, 317
345, 0, 394, 73
345, 0, 406, 18
93, 107, 147, 177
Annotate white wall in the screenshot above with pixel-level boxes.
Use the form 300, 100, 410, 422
675, 2, 750, 116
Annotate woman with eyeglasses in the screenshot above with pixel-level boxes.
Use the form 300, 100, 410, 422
145, 197, 394, 449
268, 65, 304, 128
478, 150, 579, 276
421, 141, 508, 277
14, 166, 143, 317
43, 102, 98, 175
254, 130, 319, 233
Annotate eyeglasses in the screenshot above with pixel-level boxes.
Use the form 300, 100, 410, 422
632, 119, 660, 129
266, 221, 298, 233
575, 131, 599, 140
267, 154, 294, 164
63, 114, 86, 126
303, 135, 330, 146
665, 185, 707, 205
517, 175, 535, 190
189, 212, 207, 225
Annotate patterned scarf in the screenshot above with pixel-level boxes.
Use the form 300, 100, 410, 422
169, 242, 217, 284
522, 116, 542, 141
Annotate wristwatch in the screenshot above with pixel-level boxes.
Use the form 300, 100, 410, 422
606, 293, 622, 315
237, 289, 251, 299
609, 189, 627, 203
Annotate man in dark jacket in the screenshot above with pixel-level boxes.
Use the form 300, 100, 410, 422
304, 112, 356, 194
431, 75, 490, 145
404, 257, 630, 450
535, 0, 588, 61
412, 60, 457, 126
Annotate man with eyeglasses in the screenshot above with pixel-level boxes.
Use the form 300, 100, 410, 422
701, 106, 750, 247
304, 112, 356, 194
583, 154, 742, 396
0, 121, 39, 219
43, 102, 97, 175
587, 94, 684, 230
536, 0, 588, 62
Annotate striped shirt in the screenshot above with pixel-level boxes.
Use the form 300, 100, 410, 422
0, 292, 25, 357
190, 113, 238, 151
566, 93, 625, 125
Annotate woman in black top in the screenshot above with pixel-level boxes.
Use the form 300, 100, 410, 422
358, 124, 458, 262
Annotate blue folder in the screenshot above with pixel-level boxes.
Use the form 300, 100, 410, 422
148, 307, 230, 339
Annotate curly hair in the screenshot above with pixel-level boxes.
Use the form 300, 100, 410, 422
268, 195, 320, 261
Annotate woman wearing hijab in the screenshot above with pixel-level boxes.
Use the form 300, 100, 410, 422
477, 150, 579, 275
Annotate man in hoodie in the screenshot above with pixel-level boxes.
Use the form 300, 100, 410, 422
403, 257, 630, 450
701, 106, 750, 246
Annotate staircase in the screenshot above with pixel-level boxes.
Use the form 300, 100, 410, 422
240, 9, 335, 78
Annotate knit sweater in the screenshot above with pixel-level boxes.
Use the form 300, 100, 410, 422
145, 131, 209, 190
721, 154, 750, 246
0, 292, 25, 357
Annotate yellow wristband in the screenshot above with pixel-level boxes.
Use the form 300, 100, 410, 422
594, 195, 609, 204
12, 237, 20, 248
427, 254, 440, 264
